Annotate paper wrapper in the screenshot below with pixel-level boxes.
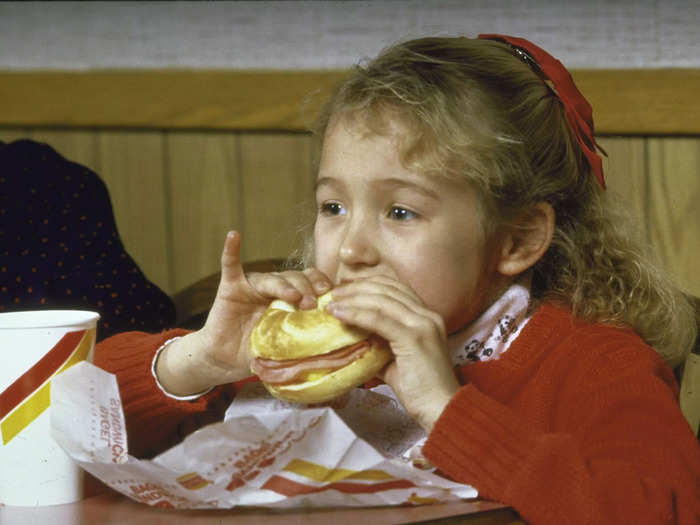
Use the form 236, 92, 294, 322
50, 362, 477, 509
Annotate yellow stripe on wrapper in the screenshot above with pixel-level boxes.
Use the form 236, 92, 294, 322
0, 328, 95, 445
282, 458, 395, 483
176, 472, 212, 490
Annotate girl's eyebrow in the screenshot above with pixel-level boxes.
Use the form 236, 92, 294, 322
315, 176, 439, 201
376, 177, 440, 200
314, 176, 339, 192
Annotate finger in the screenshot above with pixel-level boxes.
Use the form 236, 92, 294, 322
302, 268, 333, 295
331, 277, 424, 316
274, 270, 319, 303
334, 275, 418, 300
329, 294, 447, 349
247, 269, 333, 309
376, 360, 398, 385
280, 268, 333, 309
220, 231, 245, 285
246, 272, 304, 304
328, 293, 443, 350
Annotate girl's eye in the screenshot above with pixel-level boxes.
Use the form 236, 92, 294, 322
388, 206, 417, 221
319, 201, 346, 216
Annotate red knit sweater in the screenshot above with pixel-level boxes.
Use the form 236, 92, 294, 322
94, 304, 700, 524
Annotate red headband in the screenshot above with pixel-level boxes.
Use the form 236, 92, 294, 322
478, 34, 606, 189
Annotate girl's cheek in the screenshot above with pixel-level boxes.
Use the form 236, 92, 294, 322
313, 232, 336, 277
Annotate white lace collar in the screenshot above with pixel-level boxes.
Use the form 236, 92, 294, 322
448, 273, 534, 366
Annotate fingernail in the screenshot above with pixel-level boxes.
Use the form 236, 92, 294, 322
326, 302, 343, 317
300, 295, 317, 310
316, 282, 330, 292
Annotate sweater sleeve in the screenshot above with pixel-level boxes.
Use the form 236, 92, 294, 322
423, 328, 700, 525
93, 330, 240, 458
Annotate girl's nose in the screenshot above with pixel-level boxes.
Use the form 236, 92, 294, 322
338, 222, 380, 267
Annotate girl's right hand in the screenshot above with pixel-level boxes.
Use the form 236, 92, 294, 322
155, 231, 332, 396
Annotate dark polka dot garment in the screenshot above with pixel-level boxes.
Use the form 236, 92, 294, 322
0, 139, 176, 340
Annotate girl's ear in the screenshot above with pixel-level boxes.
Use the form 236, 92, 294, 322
496, 202, 555, 277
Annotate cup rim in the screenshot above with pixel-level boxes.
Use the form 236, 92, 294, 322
0, 310, 100, 329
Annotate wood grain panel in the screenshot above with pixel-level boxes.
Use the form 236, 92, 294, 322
573, 70, 700, 135
95, 131, 171, 294
0, 128, 33, 145
0, 128, 170, 291
0, 127, 172, 293
0, 70, 347, 131
1, 69, 699, 134
166, 131, 243, 292
646, 138, 700, 296
238, 133, 315, 263
597, 136, 649, 242
22, 129, 100, 174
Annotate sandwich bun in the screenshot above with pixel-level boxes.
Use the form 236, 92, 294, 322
249, 292, 392, 404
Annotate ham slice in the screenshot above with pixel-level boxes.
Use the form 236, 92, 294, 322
251, 341, 370, 384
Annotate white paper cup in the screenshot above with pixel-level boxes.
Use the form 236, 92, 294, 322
0, 310, 99, 506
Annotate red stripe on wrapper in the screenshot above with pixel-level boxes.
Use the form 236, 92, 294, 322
262, 475, 415, 496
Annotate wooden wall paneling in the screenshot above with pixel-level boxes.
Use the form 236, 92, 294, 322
166, 131, 243, 293
0, 127, 173, 294
23, 129, 101, 174
597, 136, 650, 243
95, 131, 171, 295
0, 71, 348, 132
2, 70, 700, 135
0, 128, 33, 144
238, 133, 315, 264
646, 138, 700, 297
572, 70, 700, 135
0, 128, 99, 170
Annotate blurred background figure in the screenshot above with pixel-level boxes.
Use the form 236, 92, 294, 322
0, 139, 175, 340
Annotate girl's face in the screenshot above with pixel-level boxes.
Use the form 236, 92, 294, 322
313, 119, 511, 333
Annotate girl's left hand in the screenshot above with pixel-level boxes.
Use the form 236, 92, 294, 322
327, 276, 460, 432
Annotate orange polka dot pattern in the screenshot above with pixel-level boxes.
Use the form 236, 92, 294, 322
0, 140, 175, 340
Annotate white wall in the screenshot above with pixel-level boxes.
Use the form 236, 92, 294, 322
1, 1, 698, 70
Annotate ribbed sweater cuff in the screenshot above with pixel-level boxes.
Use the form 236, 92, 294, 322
422, 383, 538, 501
94, 329, 199, 457
94, 329, 190, 372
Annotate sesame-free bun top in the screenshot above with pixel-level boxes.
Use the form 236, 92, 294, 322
248, 291, 393, 404
249, 292, 369, 360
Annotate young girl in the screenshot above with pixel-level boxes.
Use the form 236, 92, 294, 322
95, 35, 700, 524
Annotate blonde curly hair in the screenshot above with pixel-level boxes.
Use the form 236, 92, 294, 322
306, 36, 696, 367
